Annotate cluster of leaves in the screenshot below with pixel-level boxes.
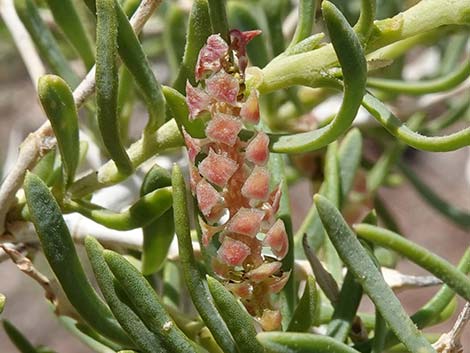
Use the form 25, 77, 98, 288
1, 0, 470, 352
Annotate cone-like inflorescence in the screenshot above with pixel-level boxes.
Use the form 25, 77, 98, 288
183, 31, 290, 331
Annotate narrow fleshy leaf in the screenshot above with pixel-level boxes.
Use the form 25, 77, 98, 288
104, 250, 198, 353
140, 165, 174, 275
23, 173, 131, 346
258, 332, 361, 353
315, 194, 436, 353
173, 0, 212, 91
38, 75, 79, 187
207, 276, 264, 353
45, 0, 95, 69
85, 237, 166, 353
3, 320, 39, 353
270, 1, 367, 153
171, 165, 238, 353
96, 0, 133, 175
65, 187, 173, 230
15, 0, 79, 86
354, 224, 470, 301
287, 276, 318, 332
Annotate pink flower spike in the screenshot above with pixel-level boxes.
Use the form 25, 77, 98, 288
240, 90, 260, 124
229, 29, 262, 73
246, 131, 270, 166
198, 149, 238, 187
183, 129, 201, 163
206, 71, 239, 105
195, 34, 229, 80
264, 219, 288, 259
269, 184, 282, 214
196, 179, 222, 217
242, 166, 270, 201
185, 81, 210, 119
227, 208, 265, 237
246, 261, 282, 283
217, 237, 251, 266
205, 113, 242, 146
189, 166, 202, 195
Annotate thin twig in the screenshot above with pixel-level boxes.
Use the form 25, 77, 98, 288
433, 302, 470, 353
0, 0, 161, 236
0, 0, 46, 87
0, 243, 57, 305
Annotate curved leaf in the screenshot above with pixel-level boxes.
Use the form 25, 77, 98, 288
353, 224, 470, 301
314, 194, 436, 353
270, 1, 366, 153
23, 173, 132, 346
85, 236, 166, 353
38, 75, 79, 187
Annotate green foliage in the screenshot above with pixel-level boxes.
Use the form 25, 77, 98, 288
2, 0, 470, 352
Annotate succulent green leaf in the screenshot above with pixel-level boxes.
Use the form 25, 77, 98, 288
140, 165, 174, 275
3, 320, 38, 353
338, 128, 363, 201
326, 271, 363, 342
164, 4, 187, 79
23, 173, 132, 346
354, 0, 376, 44
314, 194, 436, 353
172, 164, 238, 353
287, 276, 318, 332
207, 276, 264, 353
367, 58, 470, 94
96, 0, 133, 175
257, 332, 361, 353
104, 250, 198, 353
38, 75, 80, 187
354, 224, 470, 302
66, 186, 173, 231
289, 0, 317, 47
44, 0, 95, 69
173, 0, 212, 92
85, 237, 167, 353
270, 1, 367, 153
362, 92, 470, 151
207, 0, 230, 42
